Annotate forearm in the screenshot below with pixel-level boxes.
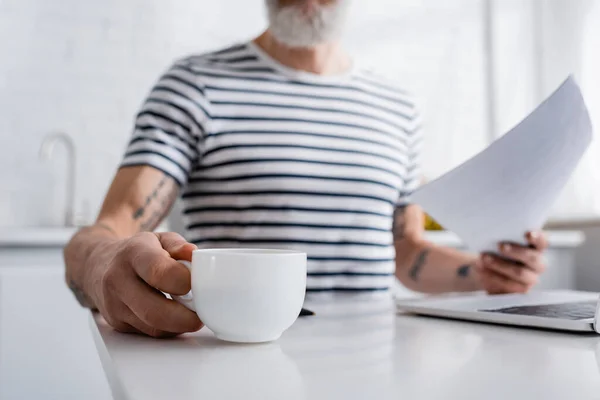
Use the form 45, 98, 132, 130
65, 167, 180, 309
395, 238, 482, 294
64, 224, 120, 309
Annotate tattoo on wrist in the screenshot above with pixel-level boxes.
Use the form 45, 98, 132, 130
392, 205, 408, 241
457, 264, 472, 278
68, 279, 93, 308
409, 249, 429, 281
132, 173, 178, 232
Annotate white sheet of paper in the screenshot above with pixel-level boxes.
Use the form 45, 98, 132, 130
412, 76, 593, 253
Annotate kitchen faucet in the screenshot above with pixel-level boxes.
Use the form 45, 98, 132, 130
39, 132, 77, 227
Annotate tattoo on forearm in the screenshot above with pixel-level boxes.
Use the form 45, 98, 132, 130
133, 175, 169, 220
139, 190, 176, 231
457, 264, 471, 278
68, 279, 93, 308
409, 249, 429, 281
140, 210, 163, 232
132, 174, 178, 232
392, 205, 408, 240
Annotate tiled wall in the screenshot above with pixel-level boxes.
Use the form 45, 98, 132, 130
0, 0, 491, 228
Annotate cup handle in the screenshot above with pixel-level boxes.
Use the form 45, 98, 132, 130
171, 260, 196, 312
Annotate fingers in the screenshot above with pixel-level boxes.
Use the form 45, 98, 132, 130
104, 301, 181, 338
155, 232, 197, 261
477, 266, 529, 294
129, 234, 192, 295
104, 318, 140, 335
496, 231, 547, 275
121, 277, 203, 334
98, 232, 204, 339
497, 243, 546, 274
526, 230, 548, 250
120, 307, 181, 338
481, 254, 539, 286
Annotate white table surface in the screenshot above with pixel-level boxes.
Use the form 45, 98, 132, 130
92, 293, 600, 400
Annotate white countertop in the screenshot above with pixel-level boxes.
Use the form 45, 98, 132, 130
424, 229, 585, 248
0, 228, 584, 248
92, 294, 600, 400
0, 227, 78, 247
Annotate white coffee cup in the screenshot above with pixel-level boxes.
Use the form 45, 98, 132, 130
173, 249, 307, 343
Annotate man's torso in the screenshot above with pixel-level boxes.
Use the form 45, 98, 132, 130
125, 42, 421, 291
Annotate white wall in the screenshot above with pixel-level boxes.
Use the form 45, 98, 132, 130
490, 0, 538, 136
541, 0, 600, 290
535, 0, 598, 221
0, 0, 266, 228
0, 0, 492, 228
489, 0, 600, 289
344, 0, 490, 181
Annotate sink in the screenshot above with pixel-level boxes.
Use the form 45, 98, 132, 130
0, 227, 79, 248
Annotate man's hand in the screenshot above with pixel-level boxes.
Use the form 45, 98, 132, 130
88, 231, 203, 338
64, 166, 202, 338
477, 231, 549, 294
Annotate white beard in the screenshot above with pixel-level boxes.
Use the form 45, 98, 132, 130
265, 0, 351, 48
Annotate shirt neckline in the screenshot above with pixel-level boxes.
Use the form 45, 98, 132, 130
246, 41, 357, 84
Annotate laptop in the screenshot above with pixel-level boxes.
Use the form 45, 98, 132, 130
396, 290, 600, 333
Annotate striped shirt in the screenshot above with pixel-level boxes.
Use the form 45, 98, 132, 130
121, 42, 422, 292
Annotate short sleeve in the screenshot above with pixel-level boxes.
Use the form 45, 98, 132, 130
397, 106, 423, 207
121, 59, 210, 186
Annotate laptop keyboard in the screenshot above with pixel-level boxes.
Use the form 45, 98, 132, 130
481, 300, 598, 320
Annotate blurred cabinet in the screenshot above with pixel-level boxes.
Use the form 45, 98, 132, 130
0, 248, 65, 267
0, 249, 111, 400
0, 228, 77, 267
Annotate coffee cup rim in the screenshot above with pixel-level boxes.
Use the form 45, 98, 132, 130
192, 248, 307, 257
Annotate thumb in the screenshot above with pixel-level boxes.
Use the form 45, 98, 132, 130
155, 232, 197, 261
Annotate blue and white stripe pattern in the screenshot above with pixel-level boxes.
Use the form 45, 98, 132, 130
122, 42, 422, 292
